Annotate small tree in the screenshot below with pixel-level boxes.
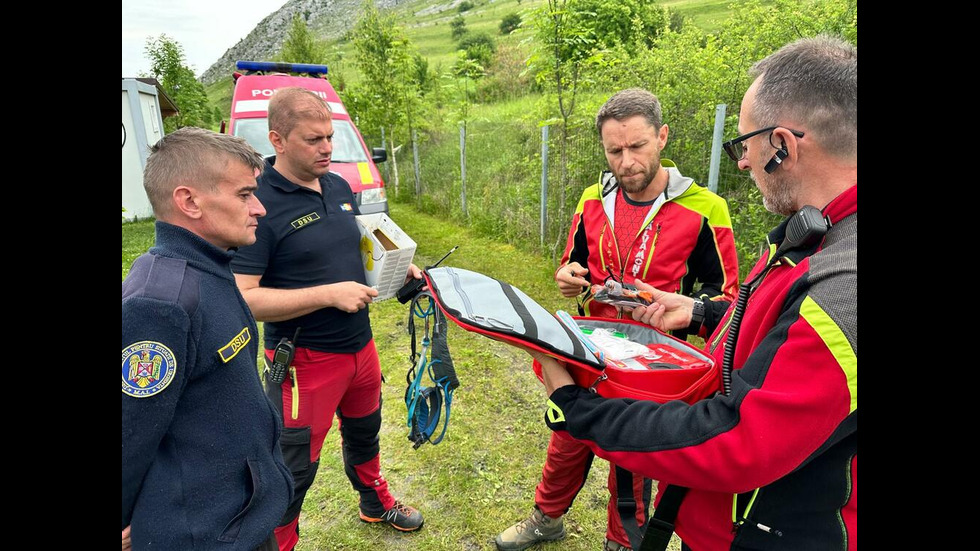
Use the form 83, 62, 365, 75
458, 33, 496, 69
458, 1, 475, 13
499, 13, 522, 34
479, 42, 536, 101
411, 52, 437, 96
277, 13, 327, 64
451, 15, 468, 41
143, 35, 212, 133
351, 0, 427, 198
526, 0, 595, 254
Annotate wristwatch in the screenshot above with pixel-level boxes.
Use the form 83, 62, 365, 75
688, 299, 705, 333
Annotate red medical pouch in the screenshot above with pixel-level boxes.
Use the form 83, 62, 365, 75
423, 267, 719, 405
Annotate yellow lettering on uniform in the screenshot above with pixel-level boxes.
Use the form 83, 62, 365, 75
218, 328, 252, 363
291, 212, 321, 229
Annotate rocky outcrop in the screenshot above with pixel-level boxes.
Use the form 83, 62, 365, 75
200, 0, 414, 85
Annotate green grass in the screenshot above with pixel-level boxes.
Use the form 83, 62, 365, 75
121, 201, 681, 550
662, 0, 739, 32
206, 79, 235, 129
122, 218, 156, 280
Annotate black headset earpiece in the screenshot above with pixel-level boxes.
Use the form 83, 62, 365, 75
764, 140, 789, 174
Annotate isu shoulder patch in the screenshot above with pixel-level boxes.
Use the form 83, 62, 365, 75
122, 341, 176, 398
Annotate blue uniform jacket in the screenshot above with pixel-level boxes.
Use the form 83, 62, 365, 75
122, 222, 293, 550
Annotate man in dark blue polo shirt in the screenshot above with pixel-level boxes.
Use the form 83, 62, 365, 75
122, 127, 293, 550
232, 87, 424, 551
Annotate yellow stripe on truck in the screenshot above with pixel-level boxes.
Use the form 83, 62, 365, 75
357, 162, 373, 184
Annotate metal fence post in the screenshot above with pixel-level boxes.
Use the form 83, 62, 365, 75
460, 122, 467, 217
541, 125, 549, 248
412, 127, 421, 206
708, 103, 727, 193
381, 127, 391, 184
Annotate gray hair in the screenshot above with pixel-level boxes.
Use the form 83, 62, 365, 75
595, 88, 663, 137
143, 126, 264, 218
749, 35, 856, 159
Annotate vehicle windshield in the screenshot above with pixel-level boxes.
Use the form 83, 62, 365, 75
234, 118, 369, 163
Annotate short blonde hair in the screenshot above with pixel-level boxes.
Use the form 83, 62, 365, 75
143, 126, 263, 217
268, 87, 332, 138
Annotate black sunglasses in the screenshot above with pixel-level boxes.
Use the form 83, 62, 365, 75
722, 127, 805, 162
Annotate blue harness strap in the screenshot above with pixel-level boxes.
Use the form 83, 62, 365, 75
405, 291, 459, 449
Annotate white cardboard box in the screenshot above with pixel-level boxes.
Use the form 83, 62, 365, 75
355, 214, 417, 301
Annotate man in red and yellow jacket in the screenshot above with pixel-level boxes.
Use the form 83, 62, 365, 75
496, 89, 739, 551
557, 159, 739, 328
532, 36, 857, 551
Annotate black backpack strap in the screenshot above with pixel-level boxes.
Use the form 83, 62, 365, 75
637, 484, 689, 551
615, 465, 652, 551
497, 280, 539, 340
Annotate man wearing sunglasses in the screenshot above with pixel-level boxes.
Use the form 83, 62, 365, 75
526, 35, 857, 551
496, 88, 740, 551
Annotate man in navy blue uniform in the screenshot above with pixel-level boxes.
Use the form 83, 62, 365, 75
231, 87, 424, 551
122, 127, 293, 550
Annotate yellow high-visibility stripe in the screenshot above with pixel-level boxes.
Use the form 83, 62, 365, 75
290, 367, 300, 420
639, 225, 661, 280
676, 189, 734, 228
800, 296, 857, 413
356, 162, 373, 184
731, 488, 761, 523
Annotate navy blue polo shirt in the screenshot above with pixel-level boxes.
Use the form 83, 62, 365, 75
231, 157, 372, 353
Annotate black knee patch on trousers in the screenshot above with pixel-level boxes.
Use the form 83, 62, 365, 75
278, 425, 320, 524
563, 451, 596, 515
339, 407, 382, 465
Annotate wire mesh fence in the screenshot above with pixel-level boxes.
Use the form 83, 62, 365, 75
363, 103, 781, 276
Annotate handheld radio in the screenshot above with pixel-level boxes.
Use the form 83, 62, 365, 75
267, 327, 301, 385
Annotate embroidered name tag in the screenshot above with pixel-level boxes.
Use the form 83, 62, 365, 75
218, 327, 251, 363
291, 212, 321, 229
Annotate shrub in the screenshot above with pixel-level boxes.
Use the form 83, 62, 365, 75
450, 15, 468, 41
500, 12, 522, 34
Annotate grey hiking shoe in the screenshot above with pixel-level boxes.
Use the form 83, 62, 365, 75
604, 538, 632, 551
494, 507, 566, 551
359, 500, 424, 532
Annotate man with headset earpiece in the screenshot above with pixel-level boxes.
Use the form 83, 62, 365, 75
531, 36, 858, 551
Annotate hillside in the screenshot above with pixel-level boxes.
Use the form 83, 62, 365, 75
203, 0, 741, 118
200, 0, 416, 86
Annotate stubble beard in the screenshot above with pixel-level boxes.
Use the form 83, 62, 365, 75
754, 170, 798, 216
617, 152, 660, 195
619, 169, 656, 195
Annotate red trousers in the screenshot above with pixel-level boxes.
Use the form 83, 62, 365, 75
535, 431, 651, 549
267, 340, 395, 551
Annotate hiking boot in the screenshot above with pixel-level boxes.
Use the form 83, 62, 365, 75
359, 500, 424, 532
604, 538, 632, 551
494, 507, 566, 551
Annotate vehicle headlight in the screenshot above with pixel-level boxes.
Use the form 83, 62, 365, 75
361, 187, 387, 204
